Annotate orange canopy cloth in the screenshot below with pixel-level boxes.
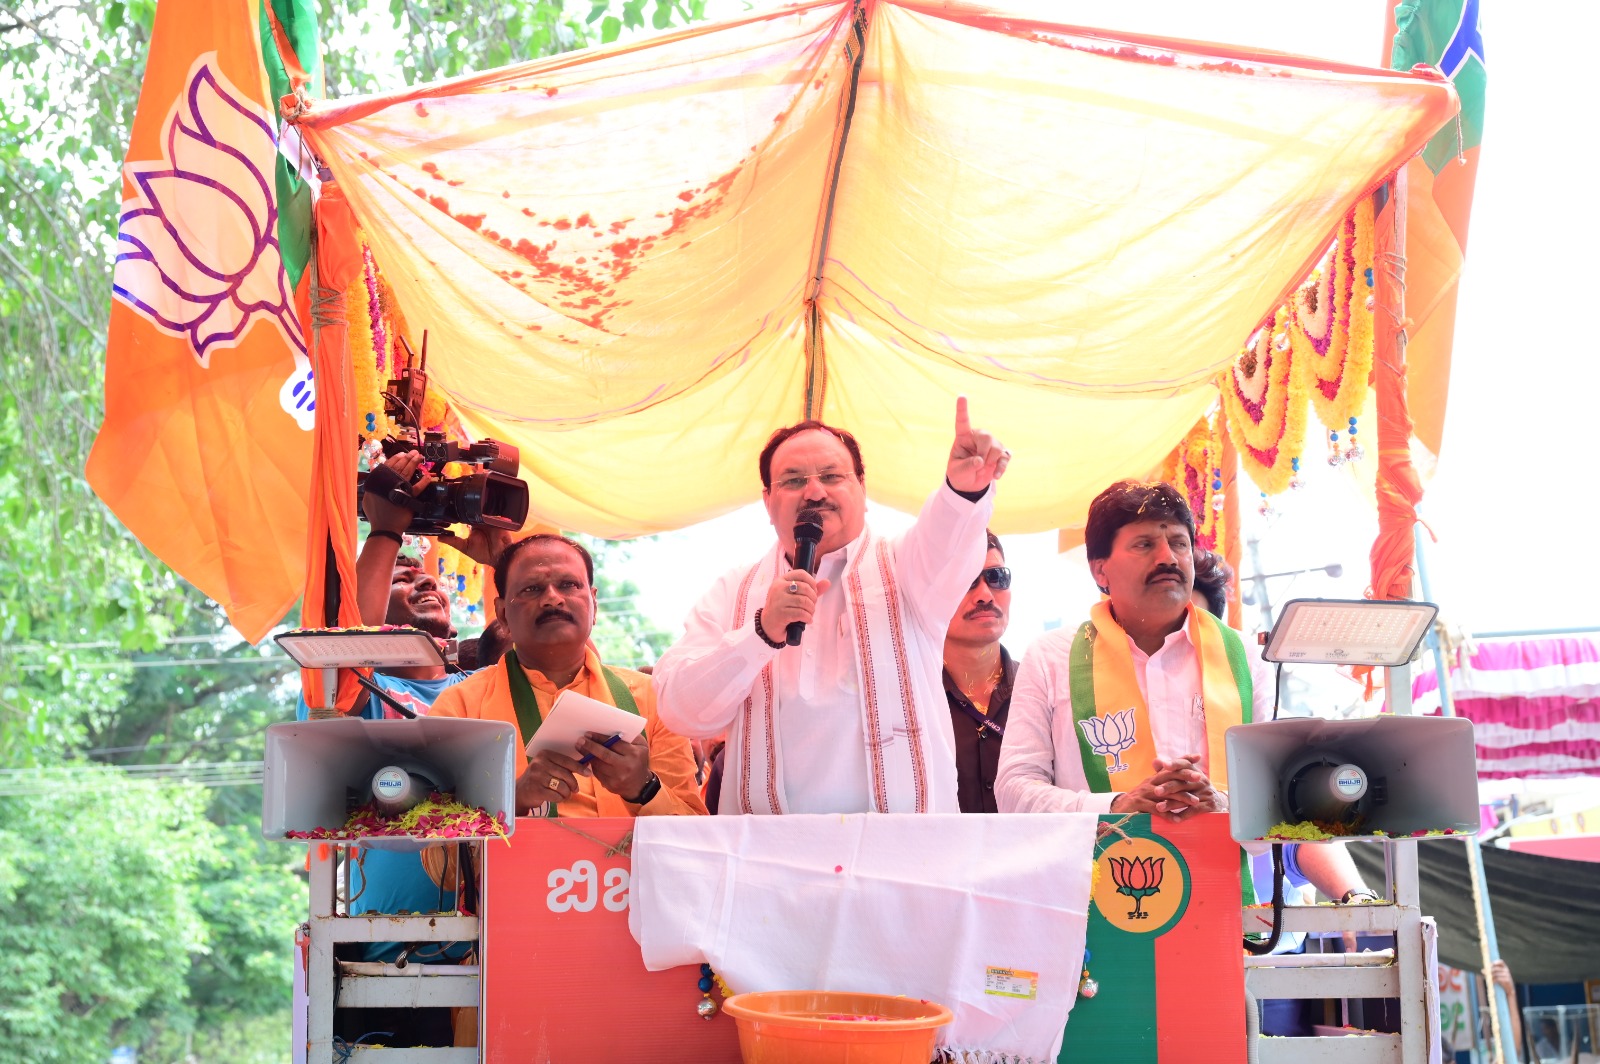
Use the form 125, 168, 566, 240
298, 0, 1458, 538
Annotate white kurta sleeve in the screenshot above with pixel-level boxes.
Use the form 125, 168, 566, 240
995, 631, 1118, 815
892, 484, 995, 635
653, 563, 781, 739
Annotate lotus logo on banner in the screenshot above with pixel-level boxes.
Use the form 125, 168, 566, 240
1079, 707, 1138, 774
112, 55, 314, 429
1108, 856, 1165, 921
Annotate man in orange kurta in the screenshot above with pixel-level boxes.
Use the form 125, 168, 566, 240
429, 534, 705, 818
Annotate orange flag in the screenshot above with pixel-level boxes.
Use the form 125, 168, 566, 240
87, 0, 313, 643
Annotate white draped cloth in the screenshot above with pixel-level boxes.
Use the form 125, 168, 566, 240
654, 485, 993, 814
628, 813, 1098, 1063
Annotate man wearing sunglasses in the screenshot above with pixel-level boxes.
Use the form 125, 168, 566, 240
655, 397, 1010, 815
942, 532, 1015, 813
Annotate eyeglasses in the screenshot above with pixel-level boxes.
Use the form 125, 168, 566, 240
968, 566, 1012, 592
771, 471, 854, 494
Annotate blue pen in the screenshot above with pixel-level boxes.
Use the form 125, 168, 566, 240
577, 733, 623, 766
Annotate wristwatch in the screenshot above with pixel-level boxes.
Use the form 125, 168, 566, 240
624, 772, 662, 807
1340, 888, 1380, 905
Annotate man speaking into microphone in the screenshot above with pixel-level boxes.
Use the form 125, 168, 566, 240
655, 399, 1010, 815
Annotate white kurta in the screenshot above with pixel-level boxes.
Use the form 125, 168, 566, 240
654, 484, 993, 814
995, 616, 1274, 814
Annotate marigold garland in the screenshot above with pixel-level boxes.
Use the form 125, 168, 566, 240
1156, 413, 1226, 551
1219, 199, 1377, 493
1288, 201, 1375, 430
1219, 306, 1308, 495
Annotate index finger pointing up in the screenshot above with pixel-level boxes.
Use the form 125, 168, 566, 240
954, 395, 971, 440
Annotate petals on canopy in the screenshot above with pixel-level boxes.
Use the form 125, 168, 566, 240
299, 0, 1457, 537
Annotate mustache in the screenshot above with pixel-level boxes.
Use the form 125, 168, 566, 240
797, 503, 835, 519
1146, 566, 1185, 584
536, 608, 577, 625
964, 605, 1003, 620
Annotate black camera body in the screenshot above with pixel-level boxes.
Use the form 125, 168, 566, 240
362, 334, 531, 537
374, 433, 529, 536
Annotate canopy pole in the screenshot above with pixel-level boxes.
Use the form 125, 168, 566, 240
299, 179, 370, 715
802, 0, 871, 419
1369, 170, 1425, 603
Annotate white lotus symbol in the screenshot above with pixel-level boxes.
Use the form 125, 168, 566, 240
1079, 707, 1138, 774
112, 56, 313, 429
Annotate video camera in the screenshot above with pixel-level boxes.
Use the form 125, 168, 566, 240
360, 333, 530, 536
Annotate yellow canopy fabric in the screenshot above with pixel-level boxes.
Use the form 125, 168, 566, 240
300, 0, 1457, 537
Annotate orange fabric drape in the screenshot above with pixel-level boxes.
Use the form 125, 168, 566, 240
298, 184, 369, 712
1369, 170, 1423, 603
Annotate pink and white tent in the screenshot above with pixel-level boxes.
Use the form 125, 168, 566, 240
1414, 636, 1600, 780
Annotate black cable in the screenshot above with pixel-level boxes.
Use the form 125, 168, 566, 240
1271, 662, 1283, 721
352, 673, 418, 718
457, 840, 479, 915
1243, 843, 1288, 955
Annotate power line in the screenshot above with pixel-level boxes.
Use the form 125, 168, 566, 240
0, 760, 265, 797
14, 655, 291, 672
85, 735, 262, 757
2, 634, 246, 652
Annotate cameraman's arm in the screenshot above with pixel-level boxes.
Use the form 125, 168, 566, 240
357, 451, 431, 626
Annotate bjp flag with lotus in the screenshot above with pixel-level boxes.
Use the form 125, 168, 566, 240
88, 0, 320, 642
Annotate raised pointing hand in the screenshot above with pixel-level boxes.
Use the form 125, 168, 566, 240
946, 396, 1010, 494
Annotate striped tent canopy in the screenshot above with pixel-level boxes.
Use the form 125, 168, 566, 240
1414, 637, 1600, 780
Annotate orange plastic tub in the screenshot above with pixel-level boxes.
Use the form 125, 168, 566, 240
721, 990, 954, 1064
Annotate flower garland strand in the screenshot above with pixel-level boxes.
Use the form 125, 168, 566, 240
1288, 202, 1375, 432
1218, 306, 1308, 495
1157, 413, 1226, 551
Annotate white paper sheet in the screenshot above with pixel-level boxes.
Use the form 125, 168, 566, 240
523, 689, 646, 759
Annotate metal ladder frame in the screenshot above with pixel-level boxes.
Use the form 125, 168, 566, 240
1243, 839, 1431, 1064
304, 843, 481, 1064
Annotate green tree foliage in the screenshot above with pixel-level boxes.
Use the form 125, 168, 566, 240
321, 0, 707, 95
581, 536, 675, 669
0, 0, 709, 1059
0, 784, 214, 1063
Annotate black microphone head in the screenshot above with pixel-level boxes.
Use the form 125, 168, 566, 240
793, 518, 824, 545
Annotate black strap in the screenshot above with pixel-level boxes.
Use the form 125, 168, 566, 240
950, 691, 1004, 738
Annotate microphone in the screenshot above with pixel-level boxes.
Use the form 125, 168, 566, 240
786, 517, 825, 646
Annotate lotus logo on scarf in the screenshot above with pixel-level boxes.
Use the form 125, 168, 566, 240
1078, 707, 1137, 774
1108, 855, 1165, 920
112, 56, 314, 429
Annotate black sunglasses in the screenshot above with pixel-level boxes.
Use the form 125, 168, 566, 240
968, 566, 1012, 592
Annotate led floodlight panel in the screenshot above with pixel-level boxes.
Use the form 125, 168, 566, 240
274, 627, 447, 669
1262, 599, 1438, 667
